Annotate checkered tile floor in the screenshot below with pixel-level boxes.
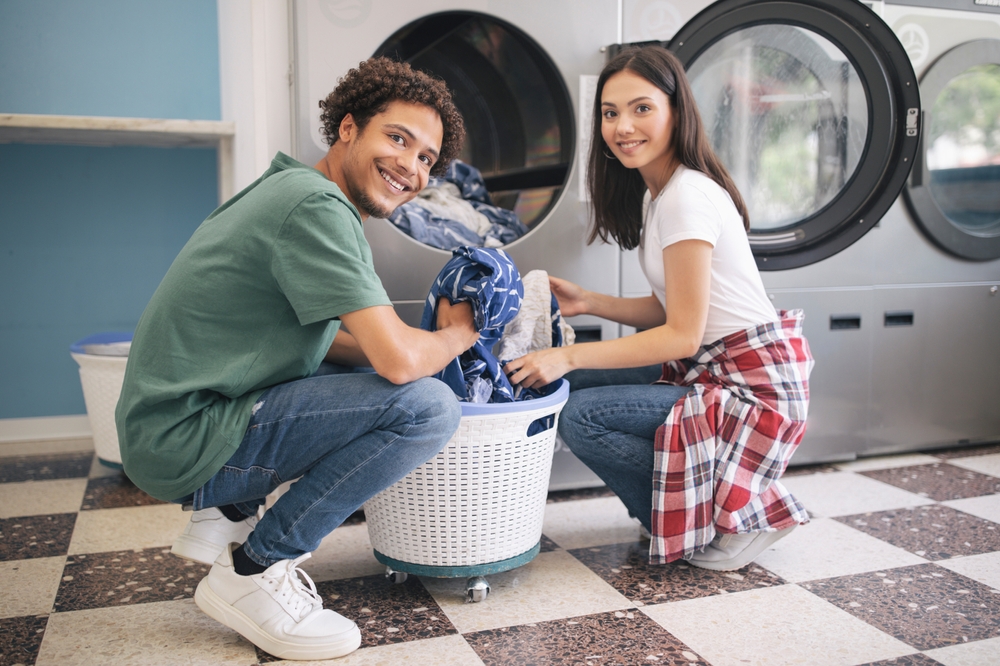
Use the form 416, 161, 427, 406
3, 439, 1000, 665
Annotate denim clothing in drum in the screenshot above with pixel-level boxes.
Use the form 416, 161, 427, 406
558, 367, 689, 532
175, 364, 460, 568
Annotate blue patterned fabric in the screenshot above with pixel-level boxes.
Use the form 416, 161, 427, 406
389, 161, 529, 250
420, 247, 523, 403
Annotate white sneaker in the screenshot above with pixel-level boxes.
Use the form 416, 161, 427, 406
688, 524, 797, 571
172, 507, 259, 565
195, 543, 362, 660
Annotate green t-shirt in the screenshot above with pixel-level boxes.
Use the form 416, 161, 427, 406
116, 152, 391, 501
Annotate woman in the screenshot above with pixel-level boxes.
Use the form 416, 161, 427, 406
505, 46, 814, 571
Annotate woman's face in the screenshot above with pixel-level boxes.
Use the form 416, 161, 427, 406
600, 69, 676, 190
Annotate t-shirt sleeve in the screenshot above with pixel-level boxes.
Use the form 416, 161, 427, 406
272, 192, 391, 325
655, 182, 724, 250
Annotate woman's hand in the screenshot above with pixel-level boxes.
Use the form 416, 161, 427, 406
505, 347, 574, 390
549, 276, 588, 317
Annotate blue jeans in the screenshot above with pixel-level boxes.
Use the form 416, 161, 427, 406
559, 367, 689, 532
177, 364, 461, 568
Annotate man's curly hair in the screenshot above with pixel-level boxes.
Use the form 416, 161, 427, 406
319, 57, 465, 177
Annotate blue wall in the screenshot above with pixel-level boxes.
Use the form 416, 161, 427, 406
0, 0, 221, 419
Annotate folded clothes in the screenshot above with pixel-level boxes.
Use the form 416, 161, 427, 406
389, 161, 529, 250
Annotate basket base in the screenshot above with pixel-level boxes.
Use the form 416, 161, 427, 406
97, 457, 123, 470
372, 543, 541, 579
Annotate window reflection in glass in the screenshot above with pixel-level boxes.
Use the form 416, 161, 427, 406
926, 63, 1000, 233
687, 26, 868, 230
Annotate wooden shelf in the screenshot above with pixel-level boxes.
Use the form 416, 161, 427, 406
0, 114, 235, 148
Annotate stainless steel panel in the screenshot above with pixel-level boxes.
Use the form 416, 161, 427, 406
867, 283, 1000, 454
767, 288, 875, 464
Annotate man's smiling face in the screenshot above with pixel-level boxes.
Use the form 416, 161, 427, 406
339, 100, 444, 219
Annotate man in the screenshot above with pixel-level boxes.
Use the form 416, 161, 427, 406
115, 58, 476, 661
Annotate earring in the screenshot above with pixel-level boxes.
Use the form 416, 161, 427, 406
603, 149, 618, 160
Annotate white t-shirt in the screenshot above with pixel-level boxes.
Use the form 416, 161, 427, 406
639, 166, 777, 346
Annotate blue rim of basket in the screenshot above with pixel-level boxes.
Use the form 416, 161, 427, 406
70, 331, 133, 354
459, 378, 568, 416
372, 542, 541, 578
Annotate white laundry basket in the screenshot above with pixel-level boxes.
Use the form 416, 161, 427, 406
70, 332, 132, 468
363, 378, 569, 602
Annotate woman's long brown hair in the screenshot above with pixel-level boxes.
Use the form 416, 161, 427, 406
586, 46, 750, 250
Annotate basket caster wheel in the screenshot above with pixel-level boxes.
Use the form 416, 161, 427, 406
385, 566, 408, 584
466, 576, 490, 603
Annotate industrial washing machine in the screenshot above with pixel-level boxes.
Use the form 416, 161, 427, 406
289, 0, 620, 489
618, 0, 1000, 465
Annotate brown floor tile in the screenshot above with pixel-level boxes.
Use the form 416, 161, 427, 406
858, 463, 1000, 501
835, 504, 1000, 560
539, 534, 561, 553
859, 654, 944, 665
0, 452, 93, 484
465, 609, 708, 666
802, 563, 1000, 651
53, 547, 209, 612
0, 614, 48, 666
0, 514, 75, 562
569, 540, 784, 604
928, 442, 1000, 460
321, 574, 456, 648
80, 475, 167, 510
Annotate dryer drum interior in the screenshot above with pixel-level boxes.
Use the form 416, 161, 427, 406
903, 38, 1000, 261
373, 11, 575, 240
661, 0, 921, 270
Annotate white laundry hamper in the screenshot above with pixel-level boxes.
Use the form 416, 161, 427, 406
363, 378, 569, 602
70, 332, 132, 468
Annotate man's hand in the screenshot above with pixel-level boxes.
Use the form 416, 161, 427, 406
436, 299, 479, 349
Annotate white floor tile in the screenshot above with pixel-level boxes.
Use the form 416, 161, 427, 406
941, 494, 1000, 525
0, 478, 87, 518
0, 438, 93, 458
642, 583, 914, 666
835, 454, 942, 472
541, 496, 641, 549
755, 517, 927, 583
68, 504, 191, 555
0, 556, 65, 619
35, 598, 257, 666
780, 471, 935, 518
421, 549, 631, 634
935, 551, 1000, 592
331, 634, 485, 666
946, 453, 1000, 480
303, 522, 385, 582
924, 635, 1000, 666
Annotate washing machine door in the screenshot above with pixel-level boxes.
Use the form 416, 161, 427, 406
663, 0, 921, 270
903, 39, 1000, 261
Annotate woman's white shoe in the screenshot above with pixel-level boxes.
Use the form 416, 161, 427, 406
194, 543, 362, 660
688, 524, 797, 571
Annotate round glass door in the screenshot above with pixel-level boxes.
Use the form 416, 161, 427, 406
904, 39, 1000, 260
373, 12, 574, 250
668, 0, 920, 270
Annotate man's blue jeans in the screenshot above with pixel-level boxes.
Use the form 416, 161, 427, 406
176, 364, 461, 568
559, 367, 689, 532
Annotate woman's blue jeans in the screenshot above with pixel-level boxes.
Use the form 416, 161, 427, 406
559, 366, 690, 532
176, 364, 461, 568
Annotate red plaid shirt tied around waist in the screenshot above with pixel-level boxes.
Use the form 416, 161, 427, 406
650, 309, 814, 564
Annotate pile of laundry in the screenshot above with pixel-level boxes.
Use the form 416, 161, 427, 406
389, 161, 529, 250
420, 246, 574, 405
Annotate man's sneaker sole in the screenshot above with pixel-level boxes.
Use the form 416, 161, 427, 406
194, 577, 362, 660
172, 534, 231, 566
